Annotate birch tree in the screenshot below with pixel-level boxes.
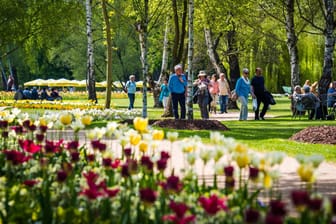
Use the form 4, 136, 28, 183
285, 0, 300, 89
186, 0, 194, 120
257, 0, 301, 89
86, 0, 97, 103
153, 17, 170, 108
296, 0, 335, 114
132, 0, 169, 118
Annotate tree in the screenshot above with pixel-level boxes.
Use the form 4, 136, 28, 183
101, 0, 113, 109
186, 0, 195, 120
86, 0, 98, 103
297, 0, 335, 116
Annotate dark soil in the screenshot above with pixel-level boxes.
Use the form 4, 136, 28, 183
152, 119, 229, 131
121, 119, 229, 131
290, 126, 336, 145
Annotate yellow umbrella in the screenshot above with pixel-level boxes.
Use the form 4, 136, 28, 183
48, 78, 79, 87
24, 79, 48, 87
96, 81, 106, 87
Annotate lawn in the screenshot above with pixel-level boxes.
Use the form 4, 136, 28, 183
111, 93, 336, 162
3, 91, 336, 162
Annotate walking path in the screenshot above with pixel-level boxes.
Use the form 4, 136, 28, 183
51, 121, 336, 200
209, 111, 274, 121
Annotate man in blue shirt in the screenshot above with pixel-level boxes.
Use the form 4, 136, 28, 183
168, 64, 187, 119
126, 75, 137, 110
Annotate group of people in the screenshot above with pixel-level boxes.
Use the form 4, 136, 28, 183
14, 86, 62, 101
192, 71, 231, 120
291, 79, 336, 119
125, 64, 271, 121
234, 67, 271, 121
165, 64, 232, 120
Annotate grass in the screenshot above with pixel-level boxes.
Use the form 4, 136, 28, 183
119, 94, 336, 162
9, 92, 336, 162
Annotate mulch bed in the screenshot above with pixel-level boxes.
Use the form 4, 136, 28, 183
289, 126, 336, 144
121, 119, 229, 131
152, 119, 229, 131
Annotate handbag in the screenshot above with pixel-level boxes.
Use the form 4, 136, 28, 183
252, 98, 258, 111
231, 90, 238, 101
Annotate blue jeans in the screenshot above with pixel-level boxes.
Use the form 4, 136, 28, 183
171, 93, 186, 119
238, 96, 248, 120
198, 95, 209, 119
219, 95, 228, 113
128, 93, 135, 109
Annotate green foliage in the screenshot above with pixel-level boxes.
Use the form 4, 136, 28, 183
1, 0, 336, 92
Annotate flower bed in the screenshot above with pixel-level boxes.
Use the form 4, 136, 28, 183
0, 109, 335, 223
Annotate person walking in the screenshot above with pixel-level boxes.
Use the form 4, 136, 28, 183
217, 73, 231, 114
126, 75, 137, 110
193, 71, 210, 119
159, 78, 170, 112
209, 74, 219, 114
251, 67, 269, 120
235, 68, 255, 120
168, 64, 187, 119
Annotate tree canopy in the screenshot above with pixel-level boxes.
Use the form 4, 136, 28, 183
0, 0, 335, 93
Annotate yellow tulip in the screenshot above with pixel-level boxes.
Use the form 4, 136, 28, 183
130, 133, 141, 146
297, 164, 315, 183
236, 153, 250, 168
152, 130, 164, 140
234, 144, 247, 154
81, 115, 93, 126
133, 117, 148, 133
138, 140, 148, 153
39, 118, 47, 126
263, 174, 273, 189
60, 113, 72, 126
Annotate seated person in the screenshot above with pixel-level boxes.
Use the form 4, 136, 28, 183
327, 81, 336, 108
23, 88, 32, 99
302, 86, 320, 120
50, 88, 62, 101
31, 87, 39, 100
14, 86, 25, 100
292, 85, 304, 101
291, 85, 305, 115
40, 88, 53, 101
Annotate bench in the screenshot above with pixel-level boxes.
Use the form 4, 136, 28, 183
282, 86, 292, 96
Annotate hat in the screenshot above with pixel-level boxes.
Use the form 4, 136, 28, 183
242, 68, 249, 74
220, 73, 225, 77
198, 71, 206, 77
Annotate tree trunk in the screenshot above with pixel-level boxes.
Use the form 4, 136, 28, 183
135, 0, 149, 118
204, 28, 223, 75
319, 0, 335, 114
163, 0, 188, 118
226, 29, 240, 110
186, 0, 194, 120
285, 0, 300, 90
86, 0, 97, 103
154, 17, 170, 108
0, 60, 7, 90
158, 17, 170, 84
171, 0, 188, 67
101, 0, 113, 109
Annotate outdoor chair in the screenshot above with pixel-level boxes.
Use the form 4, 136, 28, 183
292, 97, 305, 119
292, 95, 318, 120
282, 86, 292, 96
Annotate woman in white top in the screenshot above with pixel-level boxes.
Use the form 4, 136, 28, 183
217, 73, 231, 113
